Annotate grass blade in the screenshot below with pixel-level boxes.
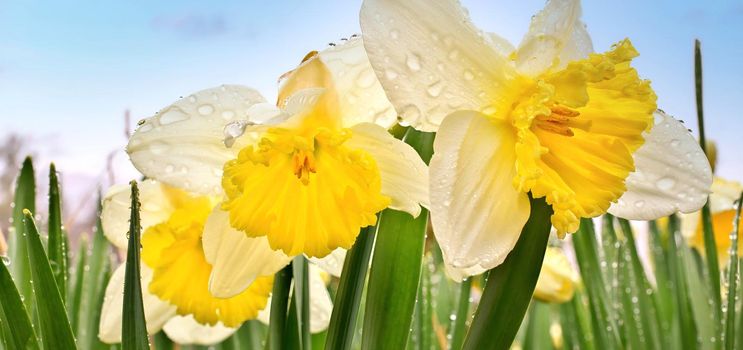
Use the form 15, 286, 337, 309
362, 209, 428, 349
461, 195, 553, 350
572, 218, 623, 349
694, 40, 722, 328
121, 181, 149, 350
448, 277, 472, 350
23, 210, 77, 348
269, 264, 292, 350
0, 258, 40, 349
290, 256, 310, 349
67, 237, 87, 331
724, 193, 743, 349
8, 157, 35, 311
47, 163, 68, 301
523, 301, 553, 350
616, 218, 662, 348
668, 215, 699, 349
76, 192, 114, 349
325, 224, 377, 350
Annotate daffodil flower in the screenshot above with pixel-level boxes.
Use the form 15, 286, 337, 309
683, 177, 743, 267
126, 37, 428, 297
533, 247, 579, 303
360, 0, 712, 278
98, 180, 338, 344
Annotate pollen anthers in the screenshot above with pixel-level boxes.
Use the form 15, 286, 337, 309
534, 104, 589, 137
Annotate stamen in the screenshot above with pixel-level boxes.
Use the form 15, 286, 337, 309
535, 104, 589, 136
292, 150, 317, 185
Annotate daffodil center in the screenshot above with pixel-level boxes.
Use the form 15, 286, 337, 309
221, 126, 390, 257
534, 104, 590, 137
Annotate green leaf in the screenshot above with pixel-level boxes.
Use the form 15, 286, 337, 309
724, 193, 742, 350
461, 195, 553, 350
228, 320, 267, 349
47, 163, 68, 301
325, 223, 377, 350
448, 277, 472, 350
289, 256, 310, 350
648, 220, 678, 349
23, 210, 77, 349
362, 209, 428, 349
76, 191, 114, 350
559, 290, 595, 350
694, 40, 722, 335
572, 217, 623, 349
616, 218, 662, 349
67, 237, 87, 331
121, 181, 149, 350
667, 215, 699, 349
269, 264, 292, 350
523, 301, 554, 350
153, 332, 174, 350
0, 258, 40, 349
8, 157, 36, 311
361, 127, 433, 350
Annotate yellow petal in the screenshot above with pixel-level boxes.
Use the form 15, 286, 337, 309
221, 122, 389, 257
140, 190, 273, 327
533, 247, 578, 303
512, 40, 657, 235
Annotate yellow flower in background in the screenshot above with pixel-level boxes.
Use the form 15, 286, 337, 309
683, 178, 743, 267
534, 247, 579, 304
98, 180, 338, 344
360, 0, 712, 279
126, 37, 428, 297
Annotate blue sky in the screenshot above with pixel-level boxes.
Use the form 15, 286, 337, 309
1, 0, 742, 183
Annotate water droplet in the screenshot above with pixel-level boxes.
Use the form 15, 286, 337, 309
137, 119, 146, 126
656, 177, 675, 191
389, 30, 399, 40
221, 110, 235, 120
448, 50, 460, 60
198, 104, 215, 116
634, 200, 646, 208
188, 95, 197, 103
401, 104, 422, 124
165, 164, 174, 173
223, 120, 255, 148
159, 107, 188, 124
356, 69, 377, 88
463, 69, 475, 81
481, 105, 497, 115
384, 69, 399, 80
1, 255, 10, 266
670, 139, 680, 147
406, 53, 421, 71
426, 81, 445, 97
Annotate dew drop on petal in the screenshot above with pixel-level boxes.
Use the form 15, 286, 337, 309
198, 104, 215, 116
406, 53, 421, 72
656, 177, 676, 191
159, 107, 189, 125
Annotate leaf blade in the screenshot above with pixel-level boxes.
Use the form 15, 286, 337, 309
121, 181, 149, 350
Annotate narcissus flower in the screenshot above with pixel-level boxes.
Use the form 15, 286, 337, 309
126, 37, 428, 297
534, 247, 579, 303
683, 178, 743, 267
360, 0, 712, 278
98, 180, 338, 344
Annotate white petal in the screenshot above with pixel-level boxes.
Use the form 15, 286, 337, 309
255, 265, 333, 334
609, 111, 713, 220
318, 36, 398, 129
345, 123, 429, 217
360, 0, 515, 132
162, 315, 236, 346
98, 264, 177, 343
203, 206, 293, 298
101, 180, 173, 250
308, 248, 346, 278
430, 111, 531, 280
308, 264, 333, 333
515, 0, 593, 76
127, 85, 282, 196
